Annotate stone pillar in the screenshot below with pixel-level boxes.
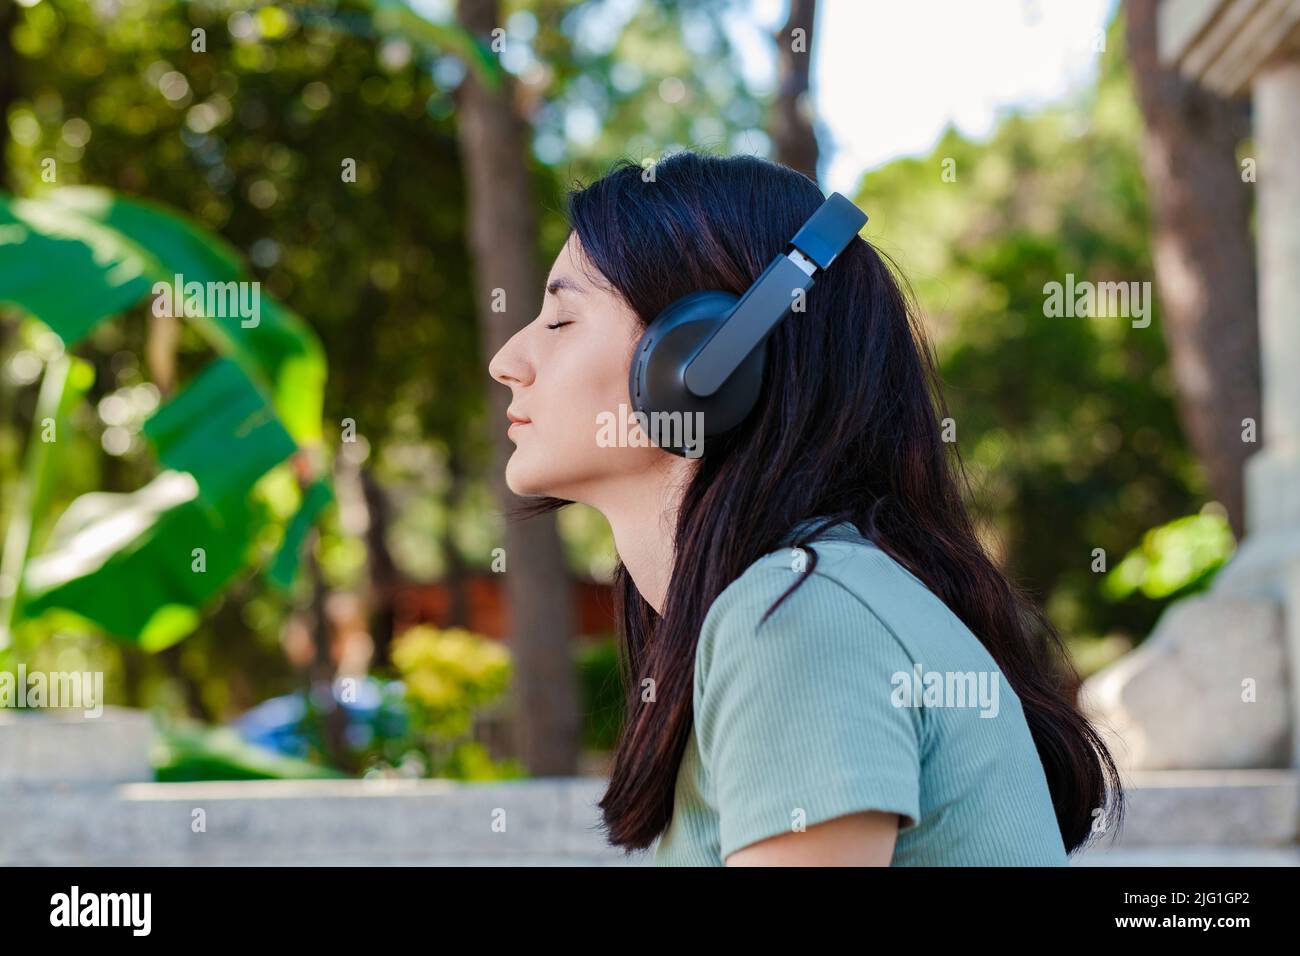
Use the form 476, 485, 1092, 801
1244, 59, 1300, 537
1083, 2, 1300, 773
1232, 59, 1300, 767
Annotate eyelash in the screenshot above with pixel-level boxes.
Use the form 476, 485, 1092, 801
545, 320, 573, 330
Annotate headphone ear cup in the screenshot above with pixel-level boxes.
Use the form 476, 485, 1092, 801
629, 290, 767, 457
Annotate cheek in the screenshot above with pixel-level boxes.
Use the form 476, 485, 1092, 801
507, 324, 662, 494
542, 329, 636, 440
543, 321, 634, 426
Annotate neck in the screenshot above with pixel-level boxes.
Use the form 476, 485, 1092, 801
589, 457, 695, 616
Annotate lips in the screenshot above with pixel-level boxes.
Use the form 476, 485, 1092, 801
506, 409, 532, 428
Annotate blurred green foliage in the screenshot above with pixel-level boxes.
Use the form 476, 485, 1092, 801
154, 715, 346, 781
860, 17, 1206, 654
576, 635, 621, 751
1104, 509, 1235, 603
0, 0, 1225, 737
1, 0, 765, 728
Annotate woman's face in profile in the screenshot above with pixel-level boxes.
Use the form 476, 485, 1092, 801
488, 233, 665, 504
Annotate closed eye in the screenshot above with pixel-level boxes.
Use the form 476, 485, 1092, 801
545, 320, 573, 330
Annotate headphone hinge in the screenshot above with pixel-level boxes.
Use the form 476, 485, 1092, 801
787, 247, 817, 278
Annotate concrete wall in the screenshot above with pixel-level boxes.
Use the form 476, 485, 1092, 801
2, 708, 1297, 866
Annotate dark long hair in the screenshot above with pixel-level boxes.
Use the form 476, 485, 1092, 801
523, 150, 1122, 855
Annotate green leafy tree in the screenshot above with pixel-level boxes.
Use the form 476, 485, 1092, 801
859, 17, 1204, 650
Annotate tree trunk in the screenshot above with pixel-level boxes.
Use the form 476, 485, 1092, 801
444, 451, 469, 628
453, 0, 580, 775
359, 464, 400, 667
1124, 0, 1260, 538
159, 644, 210, 722
768, 0, 820, 182
304, 528, 351, 771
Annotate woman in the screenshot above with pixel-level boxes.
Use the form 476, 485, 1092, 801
488, 151, 1122, 866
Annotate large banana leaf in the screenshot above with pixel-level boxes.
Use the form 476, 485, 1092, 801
1, 190, 328, 647
0, 355, 92, 648
0, 196, 153, 343
142, 358, 297, 500
20, 359, 298, 647
6, 188, 325, 445
267, 479, 335, 591
22, 471, 255, 651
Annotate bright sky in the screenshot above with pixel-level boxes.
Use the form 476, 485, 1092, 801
415, 0, 1120, 193
730, 0, 1120, 193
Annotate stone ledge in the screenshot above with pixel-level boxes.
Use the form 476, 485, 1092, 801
1072, 845, 1300, 866
0, 706, 153, 784
0, 776, 649, 866
1095, 769, 1300, 847
1, 763, 1295, 865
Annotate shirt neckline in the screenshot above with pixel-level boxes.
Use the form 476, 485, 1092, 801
778, 517, 871, 549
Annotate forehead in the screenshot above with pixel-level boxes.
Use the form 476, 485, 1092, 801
547, 233, 612, 294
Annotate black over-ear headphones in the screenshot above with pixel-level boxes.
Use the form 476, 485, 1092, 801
627, 192, 868, 458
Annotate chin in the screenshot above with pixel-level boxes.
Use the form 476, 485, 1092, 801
506, 447, 602, 501
504, 454, 554, 498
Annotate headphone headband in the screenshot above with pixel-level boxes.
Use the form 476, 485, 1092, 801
682, 192, 868, 398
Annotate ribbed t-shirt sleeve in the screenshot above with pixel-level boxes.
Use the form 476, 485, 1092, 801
695, 566, 924, 861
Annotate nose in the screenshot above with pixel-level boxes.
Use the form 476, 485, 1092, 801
488, 327, 533, 389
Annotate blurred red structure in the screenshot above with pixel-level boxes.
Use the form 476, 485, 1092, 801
392, 575, 617, 641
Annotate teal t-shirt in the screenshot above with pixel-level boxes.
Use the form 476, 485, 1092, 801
653, 520, 1069, 866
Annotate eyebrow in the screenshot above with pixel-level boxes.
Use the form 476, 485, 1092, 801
545, 276, 587, 296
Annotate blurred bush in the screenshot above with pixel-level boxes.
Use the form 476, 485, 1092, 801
161, 626, 520, 782
392, 627, 510, 729
383, 624, 519, 779
1104, 507, 1235, 604
155, 628, 629, 782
